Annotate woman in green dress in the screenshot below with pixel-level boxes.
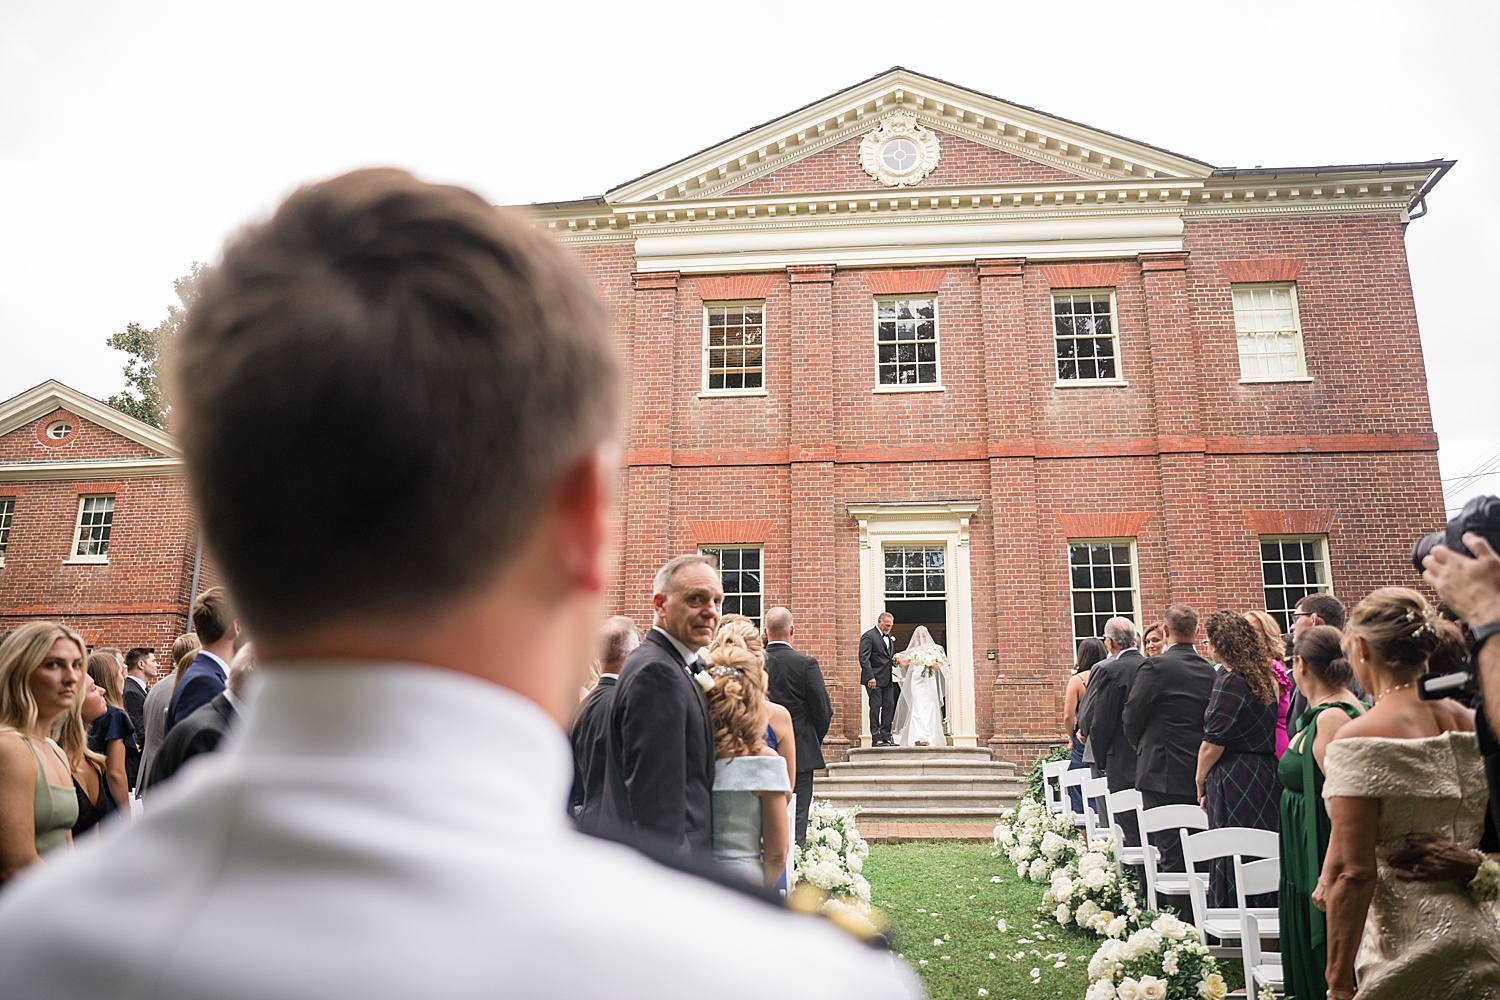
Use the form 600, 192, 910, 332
1278, 624, 1365, 999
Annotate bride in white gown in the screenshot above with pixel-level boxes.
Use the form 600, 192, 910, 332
891, 626, 949, 747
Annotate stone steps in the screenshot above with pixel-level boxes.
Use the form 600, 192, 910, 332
814, 746, 1020, 823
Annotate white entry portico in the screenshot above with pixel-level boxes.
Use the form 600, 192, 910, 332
847, 502, 980, 748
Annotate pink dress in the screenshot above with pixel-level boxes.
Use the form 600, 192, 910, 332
1272, 660, 1291, 758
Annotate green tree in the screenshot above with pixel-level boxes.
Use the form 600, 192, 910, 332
105, 262, 210, 428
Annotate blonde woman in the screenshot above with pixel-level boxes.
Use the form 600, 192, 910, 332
0, 622, 85, 881
712, 616, 796, 787
85, 651, 134, 810
135, 634, 200, 792
702, 638, 792, 888
54, 671, 114, 836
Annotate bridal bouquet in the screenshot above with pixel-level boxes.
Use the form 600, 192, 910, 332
796, 801, 872, 911
1082, 912, 1226, 1000
907, 645, 946, 677
1040, 843, 1140, 936
992, 799, 1086, 885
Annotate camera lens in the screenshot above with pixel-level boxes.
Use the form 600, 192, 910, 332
1412, 531, 1446, 574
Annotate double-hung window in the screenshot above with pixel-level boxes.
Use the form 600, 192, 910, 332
701, 302, 765, 395
0, 498, 13, 567
875, 297, 940, 390
69, 494, 114, 563
1233, 284, 1309, 381
1260, 535, 1331, 631
1068, 539, 1139, 644
1053, 290, 1122, 384
698, 546, 763, 626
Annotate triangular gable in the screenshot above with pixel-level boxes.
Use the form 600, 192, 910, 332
606, 67, 1213, 205
724, 126, 1082, 197
0, 381, 180, 462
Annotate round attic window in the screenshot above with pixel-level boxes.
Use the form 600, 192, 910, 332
45, 420, 73, 440
880, 138, 920, 172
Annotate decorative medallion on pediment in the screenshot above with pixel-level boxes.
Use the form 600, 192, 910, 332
859, 111, 942, 187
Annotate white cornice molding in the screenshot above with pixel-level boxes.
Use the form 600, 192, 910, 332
0, 380, 180, 458
0, 457, 184, 482
604, 69, 1211, 205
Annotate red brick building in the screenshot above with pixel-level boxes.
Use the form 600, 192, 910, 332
531, 68, 1451, 762
1, 68, 1451, 763
0, 380, 207, 658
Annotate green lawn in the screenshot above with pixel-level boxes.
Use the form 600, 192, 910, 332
864, 841, 1096, 1000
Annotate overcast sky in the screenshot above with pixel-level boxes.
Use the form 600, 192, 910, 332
2, 1, 1495, 515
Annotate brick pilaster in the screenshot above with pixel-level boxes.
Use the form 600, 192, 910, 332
623, 271, 679, 622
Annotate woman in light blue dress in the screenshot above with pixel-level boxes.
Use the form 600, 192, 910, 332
702, 638, 792, 887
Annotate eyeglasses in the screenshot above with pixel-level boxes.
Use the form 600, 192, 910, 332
1291, 611, 1312, 621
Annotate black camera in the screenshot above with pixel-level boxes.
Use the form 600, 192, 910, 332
1412, 495, 1500, 574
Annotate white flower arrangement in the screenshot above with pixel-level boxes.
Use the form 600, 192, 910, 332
795, 801, 871, 910
993, 799, 1087, 890
907, 644, 947, 677
1471, 856, 1500, 902
1040, 841, 1143, 936
1083, 912, 1224, 1000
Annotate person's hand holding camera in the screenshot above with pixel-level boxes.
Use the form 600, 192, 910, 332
1423, 532, 1500, 627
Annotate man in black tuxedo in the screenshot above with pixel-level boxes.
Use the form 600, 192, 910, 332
763, 606, 832, 845
1080, 617, 1146, 845
1123, 603, 1215, 874
122, 647, 155, 791
601, 555, 721, 861
859, 612, 898, 746
571, 616, 638, 835
146, 644, 254, 791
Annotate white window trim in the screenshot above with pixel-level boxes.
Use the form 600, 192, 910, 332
700, 300, 767, 398
697, 544, 764, 626
1232, 282, 1311, 384
873, 295, 943, 392
64, 494, 112, 565
0, 497, 13, 568
1066, 537, 1142, 644
1052, 288, 1124, 386
1258, 534, 1334, 617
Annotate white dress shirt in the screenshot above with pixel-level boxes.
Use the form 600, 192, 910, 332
651, 624, 700, 668
0, 661, 918, 999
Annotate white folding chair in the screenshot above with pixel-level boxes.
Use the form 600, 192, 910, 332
1236, 855, 1283, 995
1060, 768, 1090, 832
1138, 803, 1208, 912
785, 795, 798, 893
1081, 776, 1112, 847
1106, 788, 1147, 878
1042, 759, 1070, 815
1181, 827, 1280, 959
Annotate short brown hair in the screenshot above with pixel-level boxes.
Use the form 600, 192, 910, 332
1162, 603, 1199, 640
191, 586, 236, 645
171, 169, 621, 639
1296, 593, 1346, 630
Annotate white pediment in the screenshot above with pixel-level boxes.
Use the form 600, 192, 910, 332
0, 380, 180, 458
605, 67, 1214, 205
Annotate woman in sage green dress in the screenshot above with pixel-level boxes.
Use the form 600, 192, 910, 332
1277, 625, 1364, 999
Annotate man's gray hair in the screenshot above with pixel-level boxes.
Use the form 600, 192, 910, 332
1103, 617, 1137, 648
227, 643, 257, 699
764, 606, 793, 639
877, 611, 894, 623
652, 554, 719, 597
599, 615, 641, 666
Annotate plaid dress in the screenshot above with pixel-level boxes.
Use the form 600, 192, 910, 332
1203, 667, 1282, 907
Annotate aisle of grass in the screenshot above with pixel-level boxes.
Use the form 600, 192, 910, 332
863, 842, 1095, 1000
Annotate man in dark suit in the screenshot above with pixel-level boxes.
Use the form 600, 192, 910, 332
601, 555, 721, 861
122, 647, 154, 791
146, 643, 254, 790
1123, 603, 1215, 874
763, 606, 832, 845
1081, 617, 1146, 844
167, 587, 242, 734
571, 616, 638, 835
859, 612, 898, 746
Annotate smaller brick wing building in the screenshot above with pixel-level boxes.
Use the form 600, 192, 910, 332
0, 380, 205, 658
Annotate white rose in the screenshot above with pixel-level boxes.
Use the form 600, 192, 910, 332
1079, 851, 1109, 873
1050, 873, 1074, 901
1115, 977, 1140, 1000
1105, 915, 1128, 938
1015, 843, 1035, 861
1040, 831, 1068, 859
1074, 899, 1099, 923
1083, 866, 1110, 890
847, 853, 863, 874
1086, 979, 1118, 1000
1055, 903, 1071, 925
822, 828, 843, 852
1197, 973, 1227, 1000
1017, 864, 1028, 879
1137, 975, 1167, 1000
1029, 857, 1051, 881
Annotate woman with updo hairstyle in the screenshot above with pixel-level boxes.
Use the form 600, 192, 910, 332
701, 638, 791, 888
1276, 624, 1364, 1000
1316, 588, 1500, 1000
1196, 609, 1282, 907
711, 615, 796, 790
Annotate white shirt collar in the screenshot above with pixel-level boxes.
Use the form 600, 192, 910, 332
598, 672, 619, 681
200, 649, 230, 674
766, 640, 791, 648
126, 674, 148, 691
650, 625, 698, 665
